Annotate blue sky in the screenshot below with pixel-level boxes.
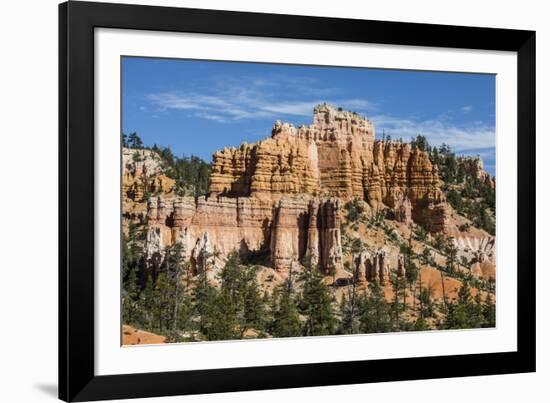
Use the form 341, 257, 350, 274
122, 57, 496, 175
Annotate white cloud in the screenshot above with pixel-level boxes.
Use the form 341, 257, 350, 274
371, 114, 495, 151
144, 74, 377, 123
142, 74, 494, 155
147, 90, 376, 122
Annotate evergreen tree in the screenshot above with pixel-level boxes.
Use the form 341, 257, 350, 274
192, 268, 219, 339
414, 316, 429, 331
239, 267, 269, 337
121, 223, 146, 327
418, 284, 434, 318
127, 132, 143, 149
271, 286, 302, 338
389, 270, 408, 329
444, 238, 458, 273
358, 282, 392, 333
203, 289, 239, 341
141, 274, 156, 330
339, 271, 360, 334
298, 263, 337, 336
218, 253, 268, 337
411, 134, 428, 151
164, 243, 194, 340
122, 265, 140, 326
152, 270, 171, 333
482, 293, 496, 327
440, 280, 486, 330
401, 241, 419, 300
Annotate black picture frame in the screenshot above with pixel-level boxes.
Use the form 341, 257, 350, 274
59, 1, 536, 401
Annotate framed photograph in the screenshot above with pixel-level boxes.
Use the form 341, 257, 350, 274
59, 1, 535, 401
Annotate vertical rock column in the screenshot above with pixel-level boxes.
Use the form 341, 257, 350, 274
306, 199, 320, 268
270, 198, 309, 274
317, 198, 343, 273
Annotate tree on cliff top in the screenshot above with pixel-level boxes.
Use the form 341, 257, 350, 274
411, 134, 428, 151
153, 145, 211, 197
126, 132, 143, 149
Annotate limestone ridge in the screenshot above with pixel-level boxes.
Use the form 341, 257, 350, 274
136, 104, 455, 276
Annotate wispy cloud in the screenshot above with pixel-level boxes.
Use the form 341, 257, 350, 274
371, 114, 495, 151
144, 74, 376, 123
455, 147, 495, 159
142, 73, 493, 155
147, 91, 374, 122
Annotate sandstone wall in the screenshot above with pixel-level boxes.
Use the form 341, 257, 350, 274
209, 104, 448, 231
144, 194, 342, 275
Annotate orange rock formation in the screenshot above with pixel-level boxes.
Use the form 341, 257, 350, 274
130, 104, 461, 277
209, 103, 449, 230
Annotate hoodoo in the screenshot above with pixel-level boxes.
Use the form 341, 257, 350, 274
124, 104, 460, 277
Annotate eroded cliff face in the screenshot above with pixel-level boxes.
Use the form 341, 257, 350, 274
122, 148, 175, 217
457, 156, 496, 189
130, 104, 492, 280
144, 194, 342, 275
209, 103, 449, 231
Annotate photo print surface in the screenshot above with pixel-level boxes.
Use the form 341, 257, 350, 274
121, 57, 496, 345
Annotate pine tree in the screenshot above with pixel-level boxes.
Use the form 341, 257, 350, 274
298, 263, 337, 336
127, 132, 143, 149
204, 289, 239, 341
418, 284, 434, 318
122, 265, 140, 326
239, 267, 268, 337
153, 270, 172, 333
140, 274, 155, 330
441, 280, 486, 330
457, 280, 472, 305
163, 243, 195, 340
389, 270, 407, 330
414, 316, 429, 331
192, 268, 219, 339
339, 267, 360, 334
358, 282, 392, 333
122, 224, 146, 328
444, 238, 458, 273
401, 241, 419, 311
271, 286, 302, 338
411, 134, 428, 151
482, 293, 496, 327
469, 292, 484, 329
218, 253, 268, 338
